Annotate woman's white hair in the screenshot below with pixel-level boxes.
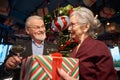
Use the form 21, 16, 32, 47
70, 7, 101, 36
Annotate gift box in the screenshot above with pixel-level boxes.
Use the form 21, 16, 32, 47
20, 53, 79, 80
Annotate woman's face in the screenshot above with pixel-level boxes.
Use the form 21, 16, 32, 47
26, 19, 46, 41
68, 15, 84, 40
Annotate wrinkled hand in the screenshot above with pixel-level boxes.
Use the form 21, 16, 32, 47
5, 55, 22, 70
57, 68, 77, 80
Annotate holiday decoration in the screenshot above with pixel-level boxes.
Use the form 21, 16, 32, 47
43, 5, 80, 56
51, 16, 70, 32
100, 7, 115, 19
58, 38, 79, 56
20, 53, 79, 80
59, 4, 73, 15
83, 0, 96, 7
106, 22, 120, 33
43, 4, 74, 25
36, 7, 48, 18
0, 0, 10, 16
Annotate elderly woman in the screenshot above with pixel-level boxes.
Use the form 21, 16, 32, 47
58, 7, 117, 80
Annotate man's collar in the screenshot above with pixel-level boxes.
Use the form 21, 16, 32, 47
32, 39, 44, 45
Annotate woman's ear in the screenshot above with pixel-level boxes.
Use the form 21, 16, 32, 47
83, 24, 90, 33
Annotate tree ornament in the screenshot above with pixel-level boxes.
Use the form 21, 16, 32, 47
51, 16, 70, 32
106, 22, 120, 33
83, 0, 96, 7
100, 7, 115, 19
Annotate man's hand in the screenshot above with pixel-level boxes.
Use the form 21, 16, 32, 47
5, 55, 22, 70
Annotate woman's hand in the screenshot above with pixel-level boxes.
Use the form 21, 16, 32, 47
57, 68, 77, 80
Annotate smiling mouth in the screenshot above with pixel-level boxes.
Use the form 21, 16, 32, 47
69, 31, 75, 34
37, 32, 45, 34
37, 32, 41, 34
68, 31, 72, 34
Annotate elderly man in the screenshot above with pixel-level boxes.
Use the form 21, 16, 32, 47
0, 15, 58, 80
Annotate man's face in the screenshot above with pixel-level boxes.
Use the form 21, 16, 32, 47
26, 19, 46, 41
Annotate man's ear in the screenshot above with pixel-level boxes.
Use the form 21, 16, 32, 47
83, 24, 90, 33
25, 28, 30, 35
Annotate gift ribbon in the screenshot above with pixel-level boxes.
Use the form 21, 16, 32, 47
51, 53, 62, 80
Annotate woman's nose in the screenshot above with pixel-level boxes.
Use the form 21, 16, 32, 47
68, 25, 72, 31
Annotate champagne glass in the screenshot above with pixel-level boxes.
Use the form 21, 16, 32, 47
47, 48, 58, 54
11, 45, 26, 56
11, 45, 26, 68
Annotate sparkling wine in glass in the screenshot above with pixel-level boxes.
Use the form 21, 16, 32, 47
11, 45, 26, 68
11, 45, 25, 56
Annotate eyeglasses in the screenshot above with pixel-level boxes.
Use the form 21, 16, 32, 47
69, 22, 85, 28
28, 24, 45, 29
69, 23, 78, 27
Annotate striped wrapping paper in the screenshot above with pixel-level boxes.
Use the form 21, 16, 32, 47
20, 55, 79, 80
